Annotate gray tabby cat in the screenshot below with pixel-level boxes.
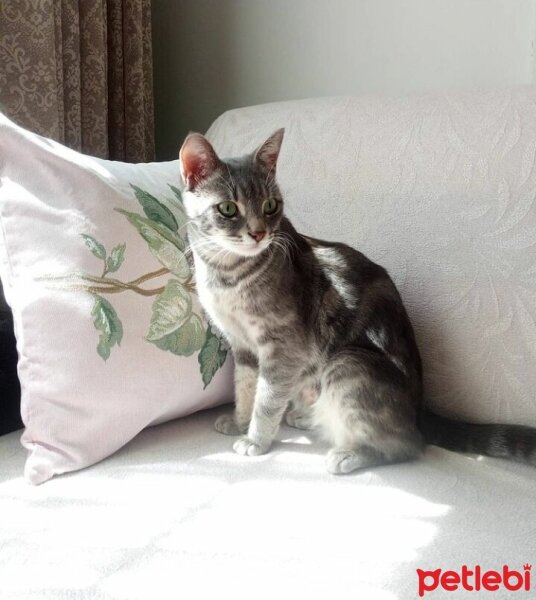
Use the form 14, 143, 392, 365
179, 129, 536, 474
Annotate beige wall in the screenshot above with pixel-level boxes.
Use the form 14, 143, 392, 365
152, 0, 536, 160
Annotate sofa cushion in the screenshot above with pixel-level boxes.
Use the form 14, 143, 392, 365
207, 88, 536, 427
1, 405, 535, 599
0, 114, 233, 484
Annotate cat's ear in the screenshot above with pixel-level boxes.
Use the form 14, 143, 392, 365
179, 133, 221, 191
254, 128, 285, 173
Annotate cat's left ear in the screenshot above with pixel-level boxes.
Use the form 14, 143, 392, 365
179, 133, 222, 191
254, 128, 285, 173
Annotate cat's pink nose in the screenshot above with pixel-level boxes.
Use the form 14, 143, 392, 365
248, 230, 266, 243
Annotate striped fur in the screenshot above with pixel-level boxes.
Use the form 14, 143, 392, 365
179, 130, 536, 474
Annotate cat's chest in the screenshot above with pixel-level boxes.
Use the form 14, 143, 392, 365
195, 261, 260, 350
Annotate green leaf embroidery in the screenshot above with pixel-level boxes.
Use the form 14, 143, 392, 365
50, 183, 230, 384
106, 243, 126, 273
153, 313, 205, 356
151, 238, 190, 281
81, 234, 106, 260
166, 184, 188, 229
116, 209, 185, 251
146, 280, 192, 341
198, 324, 228, 388
131, 184, 178, 232
117, 210, 189, 279
91, 295, 123, 360
168, 184, 184, 206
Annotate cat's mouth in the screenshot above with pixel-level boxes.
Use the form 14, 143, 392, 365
218, 236, 272, 258
235, 237, 272, 257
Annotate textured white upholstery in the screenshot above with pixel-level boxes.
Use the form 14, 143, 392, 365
207, 87, 536, 427
1, 406, 536, 600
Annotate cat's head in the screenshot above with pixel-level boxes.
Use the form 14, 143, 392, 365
179, 129, 285, 258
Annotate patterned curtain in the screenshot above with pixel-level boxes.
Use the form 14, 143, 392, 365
0, 0, 155, 162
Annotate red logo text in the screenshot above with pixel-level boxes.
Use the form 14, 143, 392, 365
417, 564, 531, 597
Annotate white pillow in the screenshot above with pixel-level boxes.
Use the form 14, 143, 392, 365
0, 114, 233, 484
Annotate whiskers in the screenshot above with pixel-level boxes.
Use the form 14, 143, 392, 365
185, 236, 219, 258
176, 218, 195, 237
270, 230, 296, 265
185, 218, 297, 273
208, 246, 236, 271
186, 233, 241, 271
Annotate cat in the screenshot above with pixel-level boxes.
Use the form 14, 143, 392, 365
179, 128, 536, 474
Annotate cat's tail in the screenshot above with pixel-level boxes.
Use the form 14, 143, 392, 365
419, 409, 536, 466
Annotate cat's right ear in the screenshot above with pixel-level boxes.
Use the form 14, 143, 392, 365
179, 133, 221, 191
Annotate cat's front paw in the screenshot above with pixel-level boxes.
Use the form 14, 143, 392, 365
325, 449, 363, 474
233, 436, 269, 456
214, 414, 245, 436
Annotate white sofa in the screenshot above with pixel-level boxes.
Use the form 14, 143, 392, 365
2, 88, 536, 599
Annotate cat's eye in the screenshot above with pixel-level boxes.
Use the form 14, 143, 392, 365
262, 197, 278, 215
217, 201, 238, 218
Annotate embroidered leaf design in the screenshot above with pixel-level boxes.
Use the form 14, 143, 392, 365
117, 209, 189, 278
153, 313, 205, 356
168, 184, 184, 206
198, 324, 228, 388
46, 182, 232, 382
167, 184, 188, 227
106, 243, 126, 273
150, 238, 190, 281
116, 209, 185, 251
131, 184, 178, 232
91, 295, 123, 360
146, 280, 192, 341
81, 234, 106, 260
